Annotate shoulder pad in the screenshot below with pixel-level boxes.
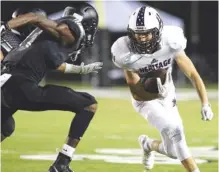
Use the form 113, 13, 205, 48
111, 36, 131, 69
163, 26, 187, 51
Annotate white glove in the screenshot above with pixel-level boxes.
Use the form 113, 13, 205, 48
156, 69, 172, 98
80, 62, 103, 74
64, 62, 103, 74
201, 104, 214, 121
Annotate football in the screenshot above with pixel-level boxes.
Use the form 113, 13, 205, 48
142, 68, 167, 93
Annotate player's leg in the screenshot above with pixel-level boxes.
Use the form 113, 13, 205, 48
49, 91, 98, 172
16, 84, 98, 172
1, 117, 16, 142
138, 135, 177, 159
1, 106, 17, 142
134, 98, 199, 172
160, 106, 199, 172
137, 102, 179, 160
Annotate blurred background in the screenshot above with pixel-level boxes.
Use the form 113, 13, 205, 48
1, 1, 218, 88
1, 2, 218, 172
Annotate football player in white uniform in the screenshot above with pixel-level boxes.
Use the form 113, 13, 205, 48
111, 6, 214, 172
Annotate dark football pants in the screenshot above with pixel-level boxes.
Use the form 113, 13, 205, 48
1, 79, 97, 124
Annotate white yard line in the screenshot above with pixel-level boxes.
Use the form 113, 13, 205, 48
19, 146, 218, 165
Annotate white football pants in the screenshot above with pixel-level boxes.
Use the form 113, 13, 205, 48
131, 82, 191, 161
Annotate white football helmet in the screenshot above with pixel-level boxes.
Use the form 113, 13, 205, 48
127, 6, 163, 54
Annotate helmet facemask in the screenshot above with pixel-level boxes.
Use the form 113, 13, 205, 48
128, 27, 161, 54
81, 6, 99, 47
63, 5, 98, 48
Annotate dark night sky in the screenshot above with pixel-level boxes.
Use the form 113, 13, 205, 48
1, 1, 218, 54
1, 1, 218, 72
145, 1, 218, 55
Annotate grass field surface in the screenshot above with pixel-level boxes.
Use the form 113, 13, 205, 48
1, 97, 218, 172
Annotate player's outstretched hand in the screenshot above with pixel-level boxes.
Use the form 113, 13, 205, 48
80, 62, 103, 74
201, 104, 214, 121
156, 69, 172, 98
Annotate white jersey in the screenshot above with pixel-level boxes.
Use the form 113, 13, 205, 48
111, 26, 187, 78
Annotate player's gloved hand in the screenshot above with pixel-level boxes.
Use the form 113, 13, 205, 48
201, 104, 214, 121
156, 69, 172, 98
80, 62, 103, 74
64, 62, 103, 75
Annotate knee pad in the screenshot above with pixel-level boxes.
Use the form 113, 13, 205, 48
160, 128, 178, 159
80, 92, 97, 105
2, 117, 15, 137
161, 125, 184, 143
161, 126, 191, 161
79, 92, 98, 112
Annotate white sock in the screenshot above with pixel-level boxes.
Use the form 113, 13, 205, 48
158, 142, 167, 154
192, 169, 200, 172
61, 144, 75, 159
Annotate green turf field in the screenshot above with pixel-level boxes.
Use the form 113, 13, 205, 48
1, 98, 218, 172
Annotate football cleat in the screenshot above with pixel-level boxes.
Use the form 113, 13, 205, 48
48, 165, 73, 172
138, 135, 155, 170
48, 152, 73, 172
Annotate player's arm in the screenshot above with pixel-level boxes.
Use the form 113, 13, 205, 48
124, 70, 159, 101
175, 50, 208, 105
175, 50, 214, 121
56, 62, 103, 75
167, 26, 208, 104
7, 13, 58, 31
32, 14, 76, 45
7, 13, 60, 38
7, 13, 75, 45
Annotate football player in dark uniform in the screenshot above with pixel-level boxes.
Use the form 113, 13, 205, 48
1, 8, 47, 60
1, 3, 102, 172
1, 8, 48, 141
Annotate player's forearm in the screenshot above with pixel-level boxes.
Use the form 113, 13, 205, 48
128, 81, 159, 101
7, 13, 40, 29
124, 70, 158, 101
37, 17, 75, 44
57, 63, 82, 74
57, 62, 102, 75
7, 13, 60, 39
33, 14, 61, 39
190, 72, 209, 105
37, 15, 58, 28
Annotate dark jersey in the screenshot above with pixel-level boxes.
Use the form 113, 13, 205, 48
2, 25, 69, 83
6, 40, 69, 83
3, 17, 85, 83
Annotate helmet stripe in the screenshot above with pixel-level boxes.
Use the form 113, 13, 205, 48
136, 6, 146, 26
